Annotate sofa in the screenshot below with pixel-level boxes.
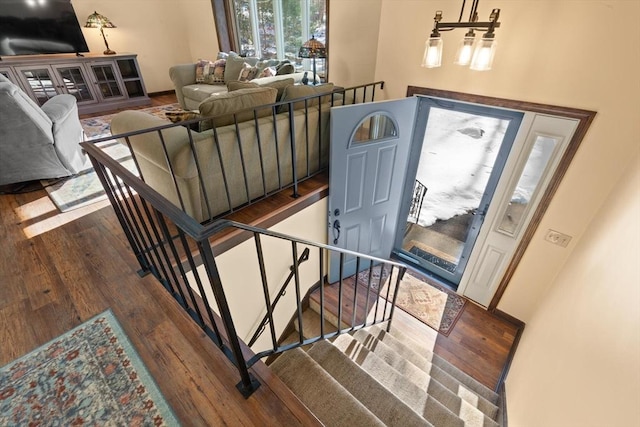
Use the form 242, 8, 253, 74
170, 52, 314, 110
0, 73, 85, 186
110, 83, 336, 223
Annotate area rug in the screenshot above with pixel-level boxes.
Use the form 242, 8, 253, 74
43, 103, 181, 212
0, 310, 179, 426
81, 103, 182, 139
357, 267, 466, 336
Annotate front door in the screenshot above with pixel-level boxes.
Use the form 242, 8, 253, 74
328, 98, 419, 282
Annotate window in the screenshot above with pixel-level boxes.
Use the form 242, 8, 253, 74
229, 0, 327, 64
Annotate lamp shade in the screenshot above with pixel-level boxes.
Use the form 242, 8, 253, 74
299, 36, 326, 59
470, 38, 496, 71
85, 11, 116, 29
422, 37, 442, 68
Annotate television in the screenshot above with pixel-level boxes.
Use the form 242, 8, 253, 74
0, 0, 89, 57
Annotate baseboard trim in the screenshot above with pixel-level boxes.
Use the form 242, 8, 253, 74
491, 308, 525, 392
491, 308, 525, 328
148, 90, 176, 97
497, 382, 508, 427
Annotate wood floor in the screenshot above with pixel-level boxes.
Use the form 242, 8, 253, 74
0, 93, 522, 424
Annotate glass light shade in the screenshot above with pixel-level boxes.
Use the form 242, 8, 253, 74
422, 37, 443, 68
454, 36, 475, 66
470, 38, 497, 71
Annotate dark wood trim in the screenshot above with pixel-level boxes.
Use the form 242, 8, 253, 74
492, 309, 525, 392
148, 90, 176, 97
210, 174, 329, 256
497, 382, 508, 427
211, 0, 236, 53
491, 308, 525, 329
406, 86, 597, 310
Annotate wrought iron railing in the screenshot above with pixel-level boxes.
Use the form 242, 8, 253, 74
80, 80, 413, 397
83, 142, 406, 397
106, 81, 385, 224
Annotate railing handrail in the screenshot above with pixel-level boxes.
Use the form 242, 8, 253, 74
82, 80, 410, 398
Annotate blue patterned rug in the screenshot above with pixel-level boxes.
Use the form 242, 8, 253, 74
0, 310, 179, 426
43, 104, 180, 212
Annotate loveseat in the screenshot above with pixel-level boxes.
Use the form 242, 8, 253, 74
170, 52, 313, 110
110, 83, 336, 223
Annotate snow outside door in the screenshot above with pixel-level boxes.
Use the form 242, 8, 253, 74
328, 98, 419, 283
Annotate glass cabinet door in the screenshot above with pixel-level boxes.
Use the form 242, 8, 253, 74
116, 58, 146, 98
52, 64, 97, 105
14, 66, 60, 106
0, 67, 21, 86
89, 62, 125, 101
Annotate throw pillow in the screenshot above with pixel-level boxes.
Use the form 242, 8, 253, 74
224, 53, 259, 82
275, 62, 295, 75
165, 110, 201, 123
195, 59, 226, 85
237, 62, 260, 82
259, 66, 276, 78
278, 83, 335, 113
227, 78, 294, 102
198, 87, 278, 129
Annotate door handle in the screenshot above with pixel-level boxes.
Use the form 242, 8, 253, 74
332, 219, 341, 244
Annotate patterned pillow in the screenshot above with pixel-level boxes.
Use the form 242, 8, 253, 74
237, 62, 260, 82
276, 62, 295, 75
165, 110, 201, 123
259, 66, 276, 78
195, 59, 226, 85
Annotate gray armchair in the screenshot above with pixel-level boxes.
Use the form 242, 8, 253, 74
0, 73, 86, 186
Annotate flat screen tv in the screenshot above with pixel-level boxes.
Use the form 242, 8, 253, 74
0, 0, 89, 57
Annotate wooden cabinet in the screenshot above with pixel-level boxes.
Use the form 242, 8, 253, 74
0, 53, 150, 114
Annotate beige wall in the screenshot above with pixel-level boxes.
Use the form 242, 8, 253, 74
327, 0, 383, 88
373, 1, 640, 424
73, 0, 218, 93
374, 0, 640, 321
187, 199, 329, 350
506, 152, 640, 427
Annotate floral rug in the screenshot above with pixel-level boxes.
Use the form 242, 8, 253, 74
0, 310, 179, 426
43, 103, 181, 212
358, 267, 466, 336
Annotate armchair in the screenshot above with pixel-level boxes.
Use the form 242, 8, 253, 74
0, 73, 86, 186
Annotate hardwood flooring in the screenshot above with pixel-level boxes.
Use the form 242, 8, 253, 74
0, 93, 521, 424
0, 187, 321, 426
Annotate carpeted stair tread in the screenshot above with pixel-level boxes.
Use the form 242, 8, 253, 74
367, 325, 499, 405
352, 329, 499, 420
270, 347, 385, 427
333, 334, 499, 427
307, 340, 437, 427
294, 305, 339, 339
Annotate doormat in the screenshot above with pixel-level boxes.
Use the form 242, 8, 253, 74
358, 268, 466, 336
409, 246, 457, 273
0, 310, 179, 426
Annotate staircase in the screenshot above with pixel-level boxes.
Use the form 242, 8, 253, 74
269, 306, 503, 427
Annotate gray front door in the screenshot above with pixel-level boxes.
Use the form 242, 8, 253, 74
328, 98, 419, 282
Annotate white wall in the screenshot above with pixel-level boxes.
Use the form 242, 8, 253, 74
73, 0, 218, 93
506, 152, 640, 427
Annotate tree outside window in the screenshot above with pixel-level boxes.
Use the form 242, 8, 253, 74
231, 0, 327, 68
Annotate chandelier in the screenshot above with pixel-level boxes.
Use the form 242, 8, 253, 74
422, 0, 501, 71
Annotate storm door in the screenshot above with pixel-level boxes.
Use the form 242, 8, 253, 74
398, 100, 524, 286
